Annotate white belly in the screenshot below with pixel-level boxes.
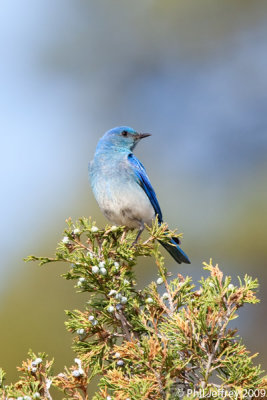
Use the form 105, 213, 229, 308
96, 181, 155, 229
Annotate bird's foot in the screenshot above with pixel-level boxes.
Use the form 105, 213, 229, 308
131, 226, 144, 247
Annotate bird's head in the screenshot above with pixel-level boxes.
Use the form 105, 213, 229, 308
99, 126, 151, 152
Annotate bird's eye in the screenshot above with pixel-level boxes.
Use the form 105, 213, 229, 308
121, 130, 128, 137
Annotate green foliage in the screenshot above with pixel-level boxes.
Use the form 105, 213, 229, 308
1, 218, 266, 399
0, 351, 53, 400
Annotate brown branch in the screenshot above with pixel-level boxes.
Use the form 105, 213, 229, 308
43, 378, 53, 400
203, 299, 235, 387
114, 309, 135, 342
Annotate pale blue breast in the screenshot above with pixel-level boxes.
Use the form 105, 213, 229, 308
90, 152, 155, 228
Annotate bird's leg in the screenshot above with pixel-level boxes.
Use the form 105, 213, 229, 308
120, 228, 128, 243
132, 224, 144, 246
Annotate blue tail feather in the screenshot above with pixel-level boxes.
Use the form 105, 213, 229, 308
159, 237, 191, 264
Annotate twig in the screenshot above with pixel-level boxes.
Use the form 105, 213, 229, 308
43, 378, 53, 400
156, 258, 175, 314
114, 309, 134, 342
203, 300, 234, 387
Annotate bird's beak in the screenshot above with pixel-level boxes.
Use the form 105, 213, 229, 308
137, 133, 151, 139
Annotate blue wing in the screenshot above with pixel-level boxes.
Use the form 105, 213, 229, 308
128, 153, 163, 223
128, 153, 190, 264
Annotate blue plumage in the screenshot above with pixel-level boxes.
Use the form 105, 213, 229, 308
89, 126, 190, 264
128, 153, 163, 223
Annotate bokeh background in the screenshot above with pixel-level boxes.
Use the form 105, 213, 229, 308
1, 0, 267, 395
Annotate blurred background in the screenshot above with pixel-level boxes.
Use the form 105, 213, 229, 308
1, 0, 267, 395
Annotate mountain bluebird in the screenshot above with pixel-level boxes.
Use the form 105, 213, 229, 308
89, 126, 190, 264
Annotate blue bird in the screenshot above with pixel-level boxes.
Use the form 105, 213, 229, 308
89, 126, 190, 264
